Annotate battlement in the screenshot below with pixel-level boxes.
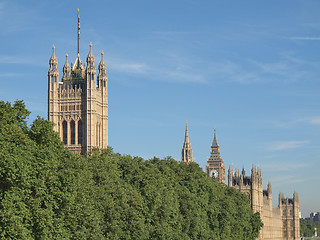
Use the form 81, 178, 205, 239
228, 166, 263, 188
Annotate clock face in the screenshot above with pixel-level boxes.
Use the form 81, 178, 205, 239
210, 169, 219, 179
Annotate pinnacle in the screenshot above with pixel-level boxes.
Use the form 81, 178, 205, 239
50, 44, 57, 61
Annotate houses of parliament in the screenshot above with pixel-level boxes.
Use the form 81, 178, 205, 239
182, 124, 300, 240
48, 11, 299, 240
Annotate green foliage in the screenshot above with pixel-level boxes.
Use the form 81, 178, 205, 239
0, 100, 263, 239
300, 218, 320, 237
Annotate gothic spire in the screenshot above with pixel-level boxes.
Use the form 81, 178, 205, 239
49, 45, 57, 64
99, 51, 106, 68
212, 127, 219, 147
182, 121, 193, 164
185, 121, 190, 143
86, 43, 95, 68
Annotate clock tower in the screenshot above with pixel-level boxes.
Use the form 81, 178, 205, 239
206, 129, 225, 183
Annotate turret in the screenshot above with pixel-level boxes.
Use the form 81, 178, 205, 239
48, 45, 59, 131
97, 51, 108, 148
85, 43, 97, 151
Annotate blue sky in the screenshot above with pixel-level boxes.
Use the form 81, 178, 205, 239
0, 0, 319, 217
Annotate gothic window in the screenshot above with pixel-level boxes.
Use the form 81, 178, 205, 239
96, 79, 99, 87
70, 120, 75, 144
62, 121, 67, 145
103, 81, 106, 87
78, 120, 83, 145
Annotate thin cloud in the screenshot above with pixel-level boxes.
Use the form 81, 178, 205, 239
111, 62, 147, 74
109, 54, 207, 84
308, 117, 320, 125
270, 175, 305, 187
0, 73, 21, 77
0, 55, 47, 67
209, 61, 261, 84
261, 162, 308, 171
268, 140, 309, 151
291, 37, 320, 41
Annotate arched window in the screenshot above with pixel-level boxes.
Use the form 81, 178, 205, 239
78, 120, 83, 145
70, 120, 75, 144
96, 123, 101, 147
62, 121, 67, 145
96, 123, 99, 147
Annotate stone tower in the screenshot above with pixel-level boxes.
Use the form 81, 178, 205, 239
279, 192, 300, 240
206, 129, 225, 183
48, 10, 108, 155
182, 122, 193, 164
228, 165, 263, 213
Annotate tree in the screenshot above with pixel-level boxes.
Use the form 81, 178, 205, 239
0, 100, 263, 239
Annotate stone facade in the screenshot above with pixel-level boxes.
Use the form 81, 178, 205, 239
182, 126, 300, 240
228, 167, 300, 240
48, 44, 108, 155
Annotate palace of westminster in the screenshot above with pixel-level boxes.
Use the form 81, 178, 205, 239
47, 11, 300, 240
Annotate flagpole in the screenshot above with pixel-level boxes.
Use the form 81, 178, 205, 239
77, 8, 80, 56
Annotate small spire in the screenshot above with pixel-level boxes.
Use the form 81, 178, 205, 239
100, 51, 105, 64
63, 53, 71, 75
86, 43, 95, 64
49, 44, 58, 69
50, 45, 57, 60
98, 50, 107, 74
65, 53, 69, 64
